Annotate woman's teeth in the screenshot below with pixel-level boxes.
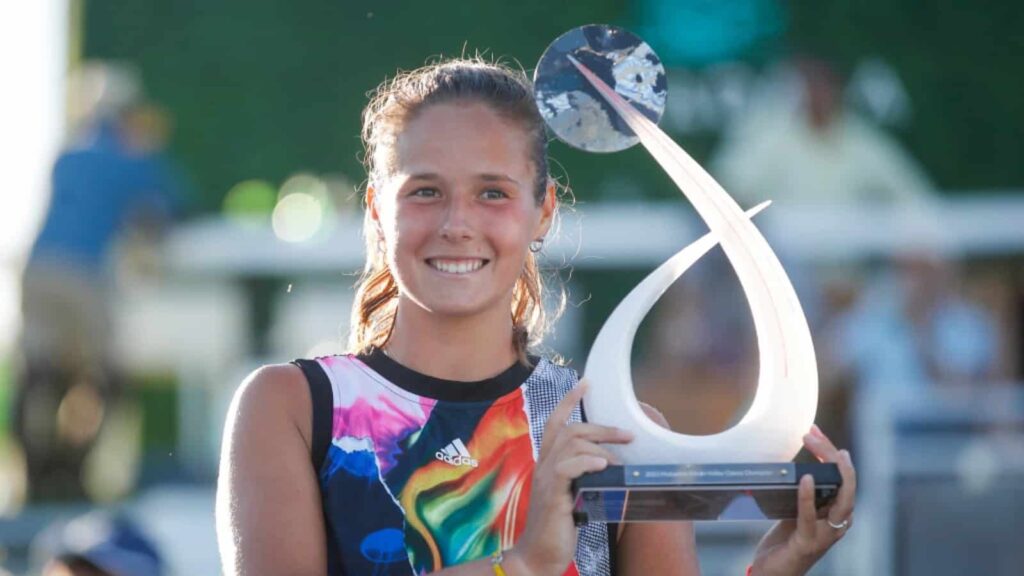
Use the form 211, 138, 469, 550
429, 259, 485, 274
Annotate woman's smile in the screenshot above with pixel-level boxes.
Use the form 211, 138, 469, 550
426, 257, 490, 275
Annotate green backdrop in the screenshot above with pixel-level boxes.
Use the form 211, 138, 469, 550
83, 0, 1024, 213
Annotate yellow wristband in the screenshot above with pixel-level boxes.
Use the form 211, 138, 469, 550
490, 551, 508, 576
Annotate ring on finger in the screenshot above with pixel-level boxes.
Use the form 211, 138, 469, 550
827, 518, 850, 531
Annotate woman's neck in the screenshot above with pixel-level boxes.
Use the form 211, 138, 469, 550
383, 297, 519, 382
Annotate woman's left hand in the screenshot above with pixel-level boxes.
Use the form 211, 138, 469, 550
749, 425, 857, 576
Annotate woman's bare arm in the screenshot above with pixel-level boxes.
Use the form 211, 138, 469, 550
617, 402, 702, 576
214, 364, 517, 576
618, 522, 701, 576
215, 364, 328, 576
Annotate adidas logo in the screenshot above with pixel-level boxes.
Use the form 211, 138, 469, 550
435, 438, 479, 468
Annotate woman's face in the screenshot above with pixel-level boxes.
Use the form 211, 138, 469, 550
370, 101, 553, 322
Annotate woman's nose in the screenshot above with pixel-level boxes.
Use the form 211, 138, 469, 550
439, 196, 475, 241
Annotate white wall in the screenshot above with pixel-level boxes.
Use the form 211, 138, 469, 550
0, 0, 69, 353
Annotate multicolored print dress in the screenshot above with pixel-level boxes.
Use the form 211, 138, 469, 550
293, 350, 613, 576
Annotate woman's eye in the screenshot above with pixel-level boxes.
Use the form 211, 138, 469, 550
410, 187, 440, 198
481, 188, 509, 200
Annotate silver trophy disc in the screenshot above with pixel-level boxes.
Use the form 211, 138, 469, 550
534, 24, 667, 153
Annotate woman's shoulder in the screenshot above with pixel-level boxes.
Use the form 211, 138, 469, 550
235, 362, 309, 405
226, 362, 314, 452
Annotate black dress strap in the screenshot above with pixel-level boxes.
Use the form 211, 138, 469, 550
292, 359, 333, 473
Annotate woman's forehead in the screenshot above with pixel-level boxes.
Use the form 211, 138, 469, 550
391, 102, 535, 181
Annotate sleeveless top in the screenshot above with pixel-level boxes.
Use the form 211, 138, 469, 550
293, 350, 615, 576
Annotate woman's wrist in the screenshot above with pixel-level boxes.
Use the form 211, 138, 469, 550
747, 561, 812, 576
501, 547, 537, 576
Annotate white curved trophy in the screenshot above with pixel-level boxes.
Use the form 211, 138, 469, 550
572, 55, 819, 465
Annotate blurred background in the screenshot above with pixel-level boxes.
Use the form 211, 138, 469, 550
2, 1, 1023, 575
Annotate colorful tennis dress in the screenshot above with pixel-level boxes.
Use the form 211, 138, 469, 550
294, 350, 613, 576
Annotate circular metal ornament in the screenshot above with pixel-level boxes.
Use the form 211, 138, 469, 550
533, 24, 668, 153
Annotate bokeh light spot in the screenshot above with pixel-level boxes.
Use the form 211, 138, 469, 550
272, 192, 323, 243
223, 179, 277, 221
280, 173, 330, 209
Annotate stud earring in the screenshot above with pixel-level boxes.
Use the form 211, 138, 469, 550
529, 238, 544, 253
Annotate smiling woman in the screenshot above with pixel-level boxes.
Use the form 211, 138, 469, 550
215, 58, 701, 576
366, 101, 553, 348
215, 54, 860, 576
353, 61, 558, 367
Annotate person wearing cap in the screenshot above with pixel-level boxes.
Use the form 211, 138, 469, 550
33, 511, 165, 576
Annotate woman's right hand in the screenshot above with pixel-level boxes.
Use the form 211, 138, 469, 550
508, 382, 635, 576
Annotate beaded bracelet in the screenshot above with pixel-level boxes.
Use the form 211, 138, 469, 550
490, 551, 508, 576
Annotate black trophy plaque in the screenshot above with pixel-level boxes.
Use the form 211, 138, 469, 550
572, 463, 841, 524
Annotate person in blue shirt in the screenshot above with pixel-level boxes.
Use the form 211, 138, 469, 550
15, 100, 186, 502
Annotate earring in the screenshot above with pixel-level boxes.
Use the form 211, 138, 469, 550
529, 238, 544, 253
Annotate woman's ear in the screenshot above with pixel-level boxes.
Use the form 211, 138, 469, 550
366, 184, 380, 223
535, 179, 557, 238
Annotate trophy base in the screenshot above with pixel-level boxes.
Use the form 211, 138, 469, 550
572, 463, 841, 523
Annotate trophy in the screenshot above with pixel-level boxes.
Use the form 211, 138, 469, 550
533, 25, 841, 523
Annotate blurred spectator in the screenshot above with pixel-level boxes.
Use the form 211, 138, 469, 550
826, 252, 999, 401
634, 55, 970, 443
711, 55, 936, 208
31, 511, 165, 576
693, 54, 956, 446
13, 62, 187, 502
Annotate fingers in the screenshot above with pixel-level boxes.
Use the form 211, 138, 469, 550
551, 422, 633, 447
803, 426, 856, 522
563, 435, 626, 465
803, 425, 857, 536
802, 424, 840, 462
554, 454, 611, 481
540, 382, 588, 459
795, 474, 818, 541
828, 449, 856, 528
550, 382, 587, 428
536, 381, 634, 487
543, 423, 633, 473
537, 426, 624, 501
540, 382, 634, 458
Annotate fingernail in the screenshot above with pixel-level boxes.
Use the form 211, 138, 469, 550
811, 424, 824, 437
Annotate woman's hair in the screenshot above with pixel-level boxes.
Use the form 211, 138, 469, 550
348, 57, 560, 364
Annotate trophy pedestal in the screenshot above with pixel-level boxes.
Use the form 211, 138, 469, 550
572, 463, 841, 523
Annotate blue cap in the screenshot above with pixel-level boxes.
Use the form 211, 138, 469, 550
52, 512, 164, 576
